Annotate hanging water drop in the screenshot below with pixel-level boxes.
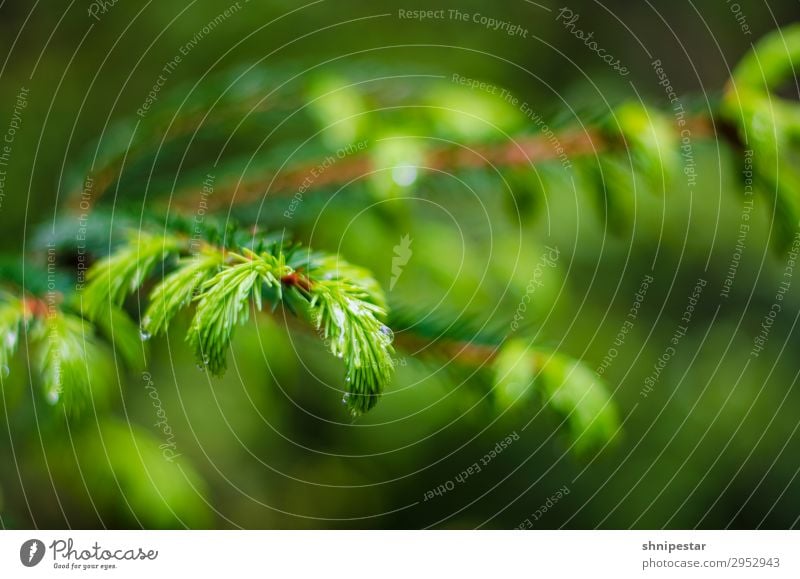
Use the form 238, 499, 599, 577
379, 325, 394, 344
47, 390, 60, 405
139, 327, 152, 341
1, 365, 9, 378
392, 165, 418, 187
4, 331, 17, 350
342, 393, 350, 405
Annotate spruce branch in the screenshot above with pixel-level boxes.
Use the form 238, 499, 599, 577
30, 310, 113, 413
305, 277, 394, 414
0, 293, 27, 374
166, 124, 702, 213
721, 23, 800, 250
16, 221, 608, 434
0, 279, 122, 414
81, 227, 397, 414
61, 57, 718, 221
82, 232, 182, 320
143, 250, 223, 337
387, 300, 617, 452
14, 24, 800, 444
187, 248, 288, 375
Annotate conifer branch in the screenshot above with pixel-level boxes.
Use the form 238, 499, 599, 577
78, 226, 396, 415
721, 23, 800, 250
32, 312, 94, 409
166, 118, 714, 213
187, 248, 287, 375
6, 23, 799, 445
390, 305, 617, 452
0, 278, 156, 415
0, 284, 121, 414
82, 232, 182, 320
0, 293, 27, 373
143, 251, 223, 337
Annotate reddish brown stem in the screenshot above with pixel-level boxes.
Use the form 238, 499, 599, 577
166, 116, 715, 212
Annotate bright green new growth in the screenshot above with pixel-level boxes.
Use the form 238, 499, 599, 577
493, 339, 537, 407
303, 252, 388, 309
0, 292, 120, 414
0, 294, 25, 374
144, 252, 224, 337
541, 352, 619, 455
78, 230, 396, 414
308, 278, 394, 414
613, 102, 677, 189
187, 248, 287, 375
722, 23, 800, 251
295, 251, 394, 413
82, 232, 182, 320
31, 311, 112, 413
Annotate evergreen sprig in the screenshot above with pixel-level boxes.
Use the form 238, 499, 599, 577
82, 232, 182, 320
83, 228, 397, 414
722, 23, 800, 250
11, 24, 799, 450
305, 277, 394, 414
0, 293, 26, 374
143, 251, 223, 337
187, 248, 287, 375
0, 277, 138, 413
30, 310, 114, 413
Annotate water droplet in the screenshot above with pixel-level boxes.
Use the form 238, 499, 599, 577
139, 328, 151, 342
47, 390, 60, 405
392, 165, 418, 187
4, 331, 17, 350
342, 393, 350, 405
378, 325, 394, 344
196, 363, 206, 372
1, 365, 9, 378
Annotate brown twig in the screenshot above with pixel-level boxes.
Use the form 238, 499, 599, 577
165, 115, 716, 211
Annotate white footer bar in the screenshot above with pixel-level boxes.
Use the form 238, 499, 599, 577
1, 530, 797, 578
